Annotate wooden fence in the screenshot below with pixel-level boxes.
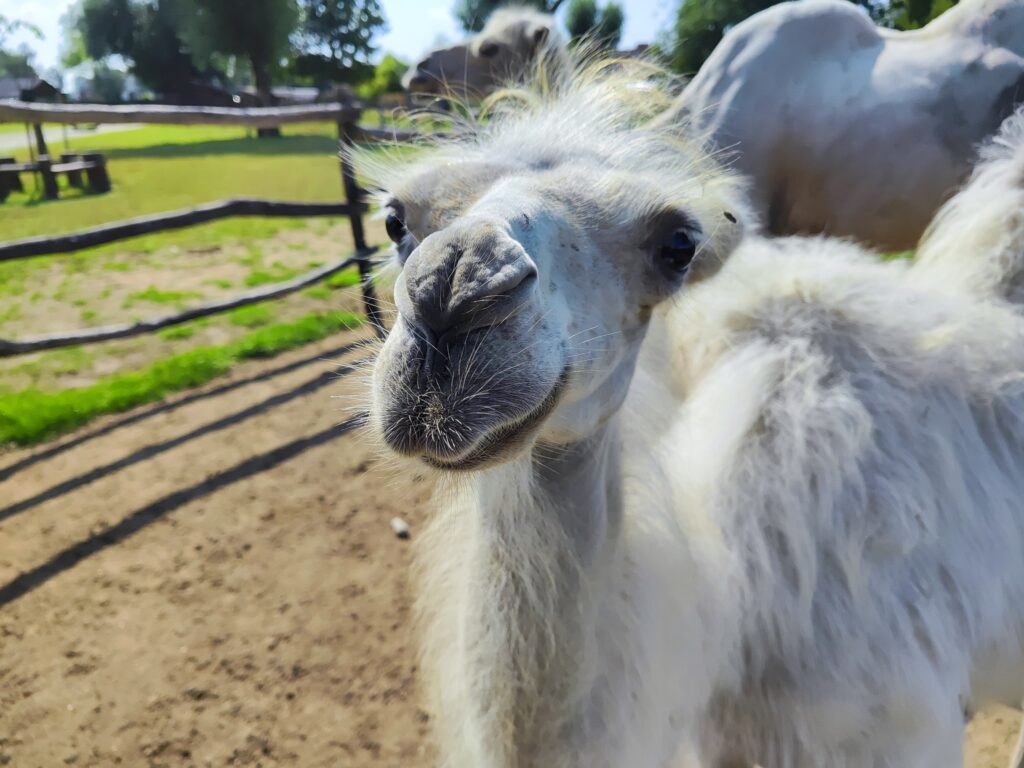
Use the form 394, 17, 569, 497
0, 101, 411, 358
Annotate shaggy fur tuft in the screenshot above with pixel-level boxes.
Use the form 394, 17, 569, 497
913, 107, 1024, 303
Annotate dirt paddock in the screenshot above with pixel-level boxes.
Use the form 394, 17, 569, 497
0, 329, 1021, 767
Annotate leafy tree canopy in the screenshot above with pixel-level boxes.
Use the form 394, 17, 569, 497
356, 53, 407, 99
0, 12, 41, 79
61, 0, 210, 98
181, 0, 299, 100
565, 0, 623, 49
293, 0, 387, 85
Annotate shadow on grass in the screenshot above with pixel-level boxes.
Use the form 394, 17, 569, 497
0, 413, 364, 607
103, 134, 339, 160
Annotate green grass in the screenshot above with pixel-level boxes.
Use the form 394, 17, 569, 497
325, 268, 362, 289
227, 304, 275, 327
1, 124, 350, 245
243, 261, 300, 287
303, 285, 332, 300
0, 309, 363, 446
124, 286, 202, 307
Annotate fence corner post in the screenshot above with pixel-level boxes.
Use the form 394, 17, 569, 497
337, 116, 385, 339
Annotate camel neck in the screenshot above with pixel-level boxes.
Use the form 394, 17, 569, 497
451, 423, 622, 765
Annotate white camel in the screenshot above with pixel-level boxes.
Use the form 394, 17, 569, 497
402, 8, 567, 100
669, 0, 1024, 251
360, 61, 1024, 767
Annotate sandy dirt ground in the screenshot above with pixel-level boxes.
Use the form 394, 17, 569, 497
0, 328, 1021, 767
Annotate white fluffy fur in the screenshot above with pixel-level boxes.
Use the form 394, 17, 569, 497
369, 65, 1024, 767
912, 109, 1024, 303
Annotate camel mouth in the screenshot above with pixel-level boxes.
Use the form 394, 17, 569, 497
404, 72, 437, 94
420, 368, 568, 471
374, 324, 568, 470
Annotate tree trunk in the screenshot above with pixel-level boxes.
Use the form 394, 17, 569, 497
252, 57, 281, 139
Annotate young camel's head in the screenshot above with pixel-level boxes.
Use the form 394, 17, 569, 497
365, 63, 749, 470
403, 9, 565, 100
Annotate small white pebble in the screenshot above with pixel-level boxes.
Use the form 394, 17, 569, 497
390, 517, 410, 539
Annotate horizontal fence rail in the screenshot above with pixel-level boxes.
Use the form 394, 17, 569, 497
0, 199, 367, 262
0, 249, 378, 357
0, 109, 437, 357
0, 100, 361, 128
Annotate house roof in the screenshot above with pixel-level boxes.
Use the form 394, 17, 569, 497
0, 77, 60, 101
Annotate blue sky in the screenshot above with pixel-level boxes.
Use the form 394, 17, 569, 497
0, 0, 676, 74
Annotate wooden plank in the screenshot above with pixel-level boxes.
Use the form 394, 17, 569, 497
0, 248, 378, 357
0, 163, 39, 173
354, 125, 456, 143
0, 100, 362, 128
50, 161, 96, 173
0, 198, 367, 261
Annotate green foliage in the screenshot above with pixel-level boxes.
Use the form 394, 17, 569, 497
356, 54, 408, 100
565, 0, 623, 48
0, 13, 41, 45
293, 0, 386, 84
669, 0, 959, 74
0, 309, 363, 446
0, 47, 35, 78
86, 62, 129, 103
183, 0, 299, 100
62, 0, 206, 97
454, 0, 564, 32
0, 11, 41, 78
884, 0, 958, 28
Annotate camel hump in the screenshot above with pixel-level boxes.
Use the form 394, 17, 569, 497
679, 0, 881, 122
720, 0, 881, 59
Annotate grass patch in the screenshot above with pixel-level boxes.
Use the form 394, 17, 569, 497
244, 261, 300, 287
325, 268, 362, 289
304, 285, 332, 300
227, 304, 275, 327
125, 286, 202, 307
0, 309, 363, 446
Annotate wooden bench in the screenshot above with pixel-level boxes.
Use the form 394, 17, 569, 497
0, 152, 111, 202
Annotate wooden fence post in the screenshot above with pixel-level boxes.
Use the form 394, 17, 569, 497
83, 152, 111, 193
37, 155, 59, 200
61, 153, 84, 188
338, 118, 385, 338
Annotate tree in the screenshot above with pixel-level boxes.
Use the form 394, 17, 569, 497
0, 13, 41, 79
454, 0, 565, 33
668, 0, 938, 75
356, 53, 407, 100
183, 0, 299, 106
61, 0, 210, 99
565, 0, 623, 49
882, 0, 958, 28
293, 0, 387, 85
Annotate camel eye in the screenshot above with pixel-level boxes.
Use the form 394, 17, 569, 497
479, 41, 500, 58
657, 229, 697, 276
386, 212, 407, 243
